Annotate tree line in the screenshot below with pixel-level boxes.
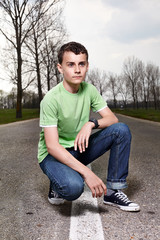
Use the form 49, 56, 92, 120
87, 56, 160, 110
1, 55, 159, 111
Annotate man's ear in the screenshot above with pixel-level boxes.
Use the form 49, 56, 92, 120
57, 63, 63, 74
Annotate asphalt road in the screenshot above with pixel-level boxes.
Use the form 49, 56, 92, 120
0, 114, 159, 240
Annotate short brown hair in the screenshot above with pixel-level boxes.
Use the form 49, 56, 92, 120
58, 41, 88, 64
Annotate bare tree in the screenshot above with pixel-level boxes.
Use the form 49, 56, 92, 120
0, 89, 6, 108
0, 1, 46, 117
23, 90, 39, 108
7, 87, 17, 109
108, 72, 119, 108
41, 40, 62, 91
25, 0, 66, 103
123, 56, 142, 109
40, 19, 66, 91
87, 68, 108, 97
2, 43, 35, 95
138, 61, 148, 109
146, 63, 160, 109
41, 38, 57, 91
118, 74, 130, 108
0, 0, 63, 117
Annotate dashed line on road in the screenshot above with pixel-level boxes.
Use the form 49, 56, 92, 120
69, 164, 104, 240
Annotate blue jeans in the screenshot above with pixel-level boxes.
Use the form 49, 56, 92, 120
40, 123, 131, 201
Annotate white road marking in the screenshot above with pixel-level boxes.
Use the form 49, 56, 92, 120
69, 165, 104, 240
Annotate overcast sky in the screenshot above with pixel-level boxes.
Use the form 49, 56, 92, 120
0, 0, 160, 92
63, 0, 160, 73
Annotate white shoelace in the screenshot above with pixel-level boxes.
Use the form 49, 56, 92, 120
51, 190, 60, 198
115, 190, 131, 203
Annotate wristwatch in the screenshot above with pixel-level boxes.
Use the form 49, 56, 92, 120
89, 118, 99, 129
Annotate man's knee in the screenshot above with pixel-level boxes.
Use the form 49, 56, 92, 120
120, 123, 131, 141
112, 122, 132, 142
60, 177, 84, 201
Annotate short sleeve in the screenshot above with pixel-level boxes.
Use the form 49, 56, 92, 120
90, 85, 107, 112
40, 97, 58, 127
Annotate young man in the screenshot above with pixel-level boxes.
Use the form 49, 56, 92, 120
38, 41, 140, 212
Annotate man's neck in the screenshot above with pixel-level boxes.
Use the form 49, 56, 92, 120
63, 81, 80, 94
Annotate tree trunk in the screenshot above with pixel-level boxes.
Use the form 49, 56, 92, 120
35, 39, 43, 106
16, 46, 22, 118
47, 65, 50, 91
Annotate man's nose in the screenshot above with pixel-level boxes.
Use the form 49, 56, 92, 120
74, 65, 81, 73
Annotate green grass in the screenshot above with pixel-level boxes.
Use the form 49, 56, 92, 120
0, 108, 160, 125
0, 109, 39, 125
112, 108, 160, 122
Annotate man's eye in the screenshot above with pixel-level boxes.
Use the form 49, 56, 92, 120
79, 62, 85, 66
68, 63, 74, 67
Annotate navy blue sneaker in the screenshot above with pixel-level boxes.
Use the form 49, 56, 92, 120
48, 186, 65, 205
103, 190, 140, 212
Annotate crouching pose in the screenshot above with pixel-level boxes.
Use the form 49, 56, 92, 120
38, 41, 140, 212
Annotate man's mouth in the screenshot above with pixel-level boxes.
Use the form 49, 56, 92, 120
73, 76, 82, 78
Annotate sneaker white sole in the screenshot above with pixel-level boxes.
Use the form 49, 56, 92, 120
48, 197, 65, 205
103, 201, 140, 212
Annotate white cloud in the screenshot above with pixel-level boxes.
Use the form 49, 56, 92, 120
105, 0, 160, 43
63, 0, 160, 74
64, 0, 113, 42
102, 0, 139, 11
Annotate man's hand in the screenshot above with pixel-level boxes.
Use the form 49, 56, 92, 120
74, 121, 95, 153
83, 169, 107, 198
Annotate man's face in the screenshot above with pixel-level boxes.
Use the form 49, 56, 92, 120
57, 51, 89, 87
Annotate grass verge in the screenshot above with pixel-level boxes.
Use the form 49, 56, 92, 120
112, 108, 160, 123
0, 108, 160, 125
0, 109, 39, 125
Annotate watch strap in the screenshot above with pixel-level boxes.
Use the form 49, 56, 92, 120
89, 118, 99, 129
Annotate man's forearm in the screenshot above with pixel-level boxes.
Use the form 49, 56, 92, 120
47, 142, 90, 177
97, 107, 118, 129
97, 115, 118, 129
